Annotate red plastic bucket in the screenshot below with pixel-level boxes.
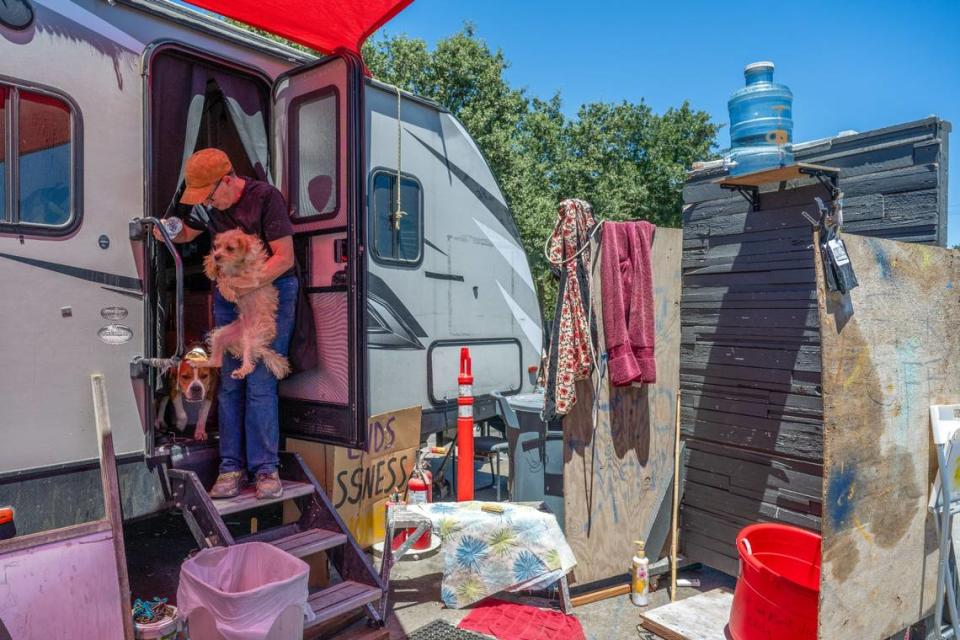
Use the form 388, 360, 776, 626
729, 523, 821, 640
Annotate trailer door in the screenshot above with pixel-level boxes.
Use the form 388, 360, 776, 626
273, 52, 367, 448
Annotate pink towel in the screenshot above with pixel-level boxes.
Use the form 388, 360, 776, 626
601, 220, 656, 385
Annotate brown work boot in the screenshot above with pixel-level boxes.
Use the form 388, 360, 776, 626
209, 471, 244, 499
255, 471, 283, 499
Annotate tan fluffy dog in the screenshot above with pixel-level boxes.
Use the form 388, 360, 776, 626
202, 229, 290, 380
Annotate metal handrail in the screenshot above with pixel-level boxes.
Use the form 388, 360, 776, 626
130, 217, 184, 370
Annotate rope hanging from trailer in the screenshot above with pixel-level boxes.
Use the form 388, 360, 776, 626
391, 85, 406, 232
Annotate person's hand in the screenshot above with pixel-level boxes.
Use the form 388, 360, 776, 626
232, 282, 262, 298
152, 225, 165, 242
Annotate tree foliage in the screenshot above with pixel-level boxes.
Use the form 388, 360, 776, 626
363, 26, 718, 311
229, 21, 718, 311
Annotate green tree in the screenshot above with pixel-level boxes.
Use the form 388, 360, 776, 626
364, 26, 718, 312
227, 21, 719, 312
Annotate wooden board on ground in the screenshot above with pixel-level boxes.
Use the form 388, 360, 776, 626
639, 588, 733, 640
816, 234, 960, 639
563, 227, 683, 585
570, 583, 630, 608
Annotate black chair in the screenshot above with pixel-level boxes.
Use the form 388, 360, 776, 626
473, 405, 510, 501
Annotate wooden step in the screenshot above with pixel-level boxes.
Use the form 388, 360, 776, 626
212, 480, 315, 516
271, 528, 347, 558
304, 581, 382, 629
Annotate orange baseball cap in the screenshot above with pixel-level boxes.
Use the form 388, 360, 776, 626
180, 148, 233, 205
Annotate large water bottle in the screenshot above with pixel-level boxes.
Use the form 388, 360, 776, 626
727, 61, 793, 175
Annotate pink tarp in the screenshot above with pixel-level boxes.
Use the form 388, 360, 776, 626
183, 0, 414, 55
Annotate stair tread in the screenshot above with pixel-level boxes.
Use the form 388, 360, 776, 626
305, 581, 382, 628
212, 480, 315, 515
272, 527, 347, 558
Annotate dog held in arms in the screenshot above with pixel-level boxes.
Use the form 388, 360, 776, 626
201, 229, 291, 380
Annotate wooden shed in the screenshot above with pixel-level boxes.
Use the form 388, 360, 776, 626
679, 117, 954, 638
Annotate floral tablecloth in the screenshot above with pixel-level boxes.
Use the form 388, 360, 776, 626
404, 501, 577, 609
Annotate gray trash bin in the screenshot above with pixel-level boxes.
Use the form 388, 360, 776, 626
496, 392, 564, 528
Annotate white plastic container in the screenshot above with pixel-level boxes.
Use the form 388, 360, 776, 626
134, 605, 184, 640
631, 540, 650, 606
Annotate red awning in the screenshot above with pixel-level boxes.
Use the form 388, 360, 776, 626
184, 0, 414, 56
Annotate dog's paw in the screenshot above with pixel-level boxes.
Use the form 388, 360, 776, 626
219, 285, 239, 302
232, 365, 254, 379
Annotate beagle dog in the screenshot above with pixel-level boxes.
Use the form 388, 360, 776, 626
156, 346, 218, 440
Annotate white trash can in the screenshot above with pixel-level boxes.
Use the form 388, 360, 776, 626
177, 542, 310, 640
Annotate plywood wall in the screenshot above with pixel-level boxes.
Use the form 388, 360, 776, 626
817, 234, 960, 639
563, 227, 682, 586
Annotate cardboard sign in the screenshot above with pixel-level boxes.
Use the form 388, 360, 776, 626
286, 405, 422, 548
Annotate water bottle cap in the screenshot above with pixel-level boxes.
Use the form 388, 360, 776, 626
745, 61, 775, 73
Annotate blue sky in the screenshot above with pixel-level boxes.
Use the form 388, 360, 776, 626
377, 0, 960, 244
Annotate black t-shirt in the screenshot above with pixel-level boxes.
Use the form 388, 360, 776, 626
184, 178, 296, 278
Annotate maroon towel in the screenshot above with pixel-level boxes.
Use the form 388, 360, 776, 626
601, 220, 656, 385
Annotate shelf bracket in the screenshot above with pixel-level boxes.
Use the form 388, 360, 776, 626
800, 166, 841, 201
721, 184, 761, 211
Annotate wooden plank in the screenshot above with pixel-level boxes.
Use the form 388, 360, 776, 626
640, 588, 734, 640
91, 374, 135, 640
816, 233, 959, 639
306, 581, 382, 627
685, 448, 822, 503
0, 519, 112, 556
272, 528, 347, 558
563, 227, 682, 584
569, 583, 631, 607
682, 342, 822, 373
680, 541, 739, 578
716, 162, 839, 188
683, 481, 820, 530
214, 480, 315, 515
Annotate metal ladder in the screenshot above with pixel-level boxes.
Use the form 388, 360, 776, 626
168, 451, 385, 629
930, 404, 960, 639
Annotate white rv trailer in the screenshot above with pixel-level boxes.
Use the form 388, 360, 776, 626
0, 0, 542, 535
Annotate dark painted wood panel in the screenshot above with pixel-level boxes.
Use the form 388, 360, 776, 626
679, 117, 950, 577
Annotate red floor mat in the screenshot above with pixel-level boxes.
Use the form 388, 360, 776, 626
458, 599, 586, 640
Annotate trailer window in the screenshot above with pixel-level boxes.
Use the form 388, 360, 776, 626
290, 89, 338, 220
0, 87, 6, 221
19, 91, 71, 226
0, 82, 78, 235
371, 171, 422, 265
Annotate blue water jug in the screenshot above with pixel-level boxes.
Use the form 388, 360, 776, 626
727, 61, 793, 175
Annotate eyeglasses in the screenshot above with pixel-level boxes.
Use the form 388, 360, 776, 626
202, 177, 225, 207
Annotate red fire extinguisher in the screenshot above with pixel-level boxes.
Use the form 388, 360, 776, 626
406, 452, 432, 550
390, 451, 433, 552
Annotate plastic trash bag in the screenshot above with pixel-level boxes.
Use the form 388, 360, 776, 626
177, 542, 311, 640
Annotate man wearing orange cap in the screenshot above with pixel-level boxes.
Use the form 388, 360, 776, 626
157, 148, 296, 500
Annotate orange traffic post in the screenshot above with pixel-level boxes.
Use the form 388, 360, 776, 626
456, 347, 474, 501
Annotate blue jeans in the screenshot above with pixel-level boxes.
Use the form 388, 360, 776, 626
213, 275, 298, 476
